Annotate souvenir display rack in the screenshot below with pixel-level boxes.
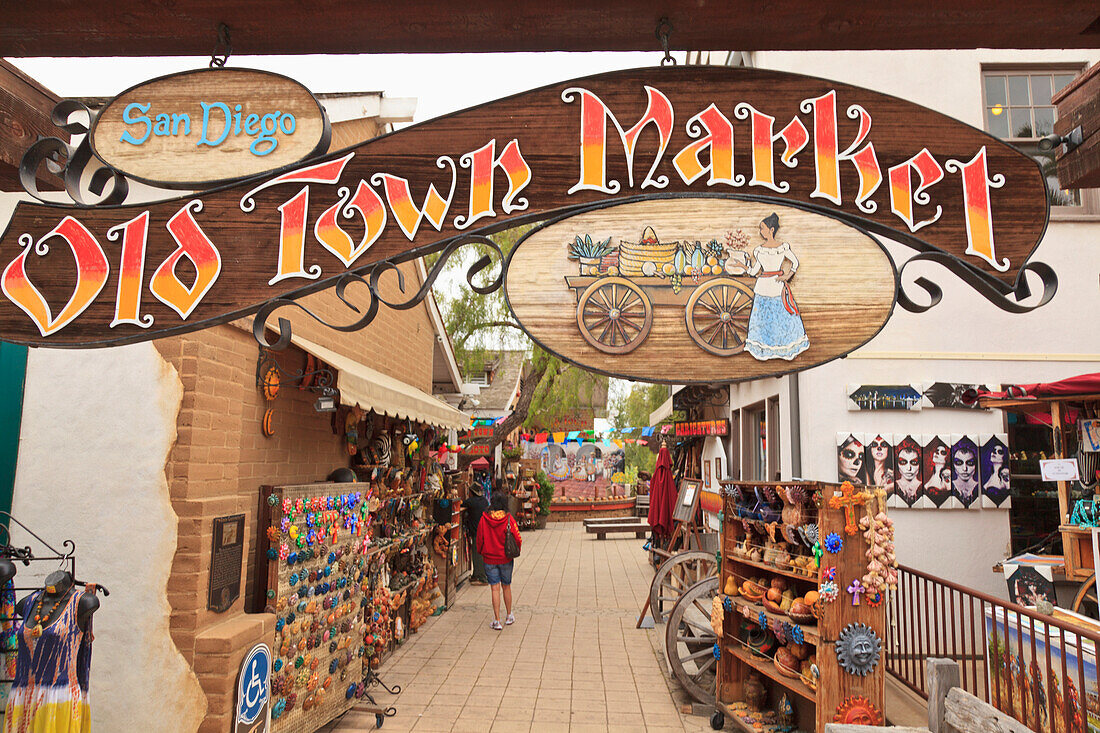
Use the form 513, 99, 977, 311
259, 476, 446, 732
715, 481, 886, 732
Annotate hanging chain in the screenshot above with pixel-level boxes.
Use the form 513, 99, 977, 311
210, 23, 232, 68
656, 17, 676, 66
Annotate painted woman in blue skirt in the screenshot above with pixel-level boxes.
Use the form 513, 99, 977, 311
744, 213, 809, 360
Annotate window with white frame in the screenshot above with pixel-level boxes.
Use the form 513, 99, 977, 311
981, 66, 1094, 212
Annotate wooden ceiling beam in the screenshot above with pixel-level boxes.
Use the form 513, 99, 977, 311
1054, 61, 1100, 189
2, 2, 1099, 57
0, 60, 63, 192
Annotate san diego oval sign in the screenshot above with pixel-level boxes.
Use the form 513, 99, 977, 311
88, 68, 330, 189
505, 197, 896, 384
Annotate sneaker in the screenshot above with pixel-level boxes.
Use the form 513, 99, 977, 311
505, 613, 515, 625
490, 620, 503, 631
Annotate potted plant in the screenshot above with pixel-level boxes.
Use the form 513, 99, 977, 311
502, 445, 523, 473
569, 234, 615, 275
535, 472, 555, 529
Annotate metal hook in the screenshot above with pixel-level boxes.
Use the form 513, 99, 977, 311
210, 23, 232, 68
655, 17, 676, 66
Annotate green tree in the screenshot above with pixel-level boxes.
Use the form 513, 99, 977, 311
431, 226, 606, 456
611, 382, 673, 475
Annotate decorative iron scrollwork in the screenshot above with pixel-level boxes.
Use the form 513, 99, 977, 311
897, 251, 1057, 314
19, 100, 130, 206
252, 235, 505, 351
255, 348, 336, 395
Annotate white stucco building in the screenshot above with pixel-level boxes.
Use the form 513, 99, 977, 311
684, 49, 1100, 598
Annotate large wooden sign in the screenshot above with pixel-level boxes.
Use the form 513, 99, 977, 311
0, 66, 1049, 351
506, 198, 896, 383
88, 68, 330, 189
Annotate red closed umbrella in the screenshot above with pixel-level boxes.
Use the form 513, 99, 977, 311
648, 443, 676, 538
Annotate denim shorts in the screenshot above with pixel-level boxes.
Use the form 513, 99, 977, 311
485, 561, 514, 586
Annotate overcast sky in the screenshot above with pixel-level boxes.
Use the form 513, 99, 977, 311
10, 52, 683, 125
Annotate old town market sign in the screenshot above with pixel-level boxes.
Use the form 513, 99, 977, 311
0, 66, 1052, 383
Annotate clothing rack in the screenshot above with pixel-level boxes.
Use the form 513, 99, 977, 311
0, 512, 110, 598
0, 513, 107, 685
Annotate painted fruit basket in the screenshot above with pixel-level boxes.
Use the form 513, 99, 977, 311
566, 226, 756, 357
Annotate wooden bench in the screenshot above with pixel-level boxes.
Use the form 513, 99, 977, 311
582, 516, 639, 527
585, 522, 649, 540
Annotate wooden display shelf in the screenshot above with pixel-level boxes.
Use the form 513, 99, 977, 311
727, 645, 816, 702
726, 596, 820, 646
726, 553, 819, 584
717, 480, 886, 733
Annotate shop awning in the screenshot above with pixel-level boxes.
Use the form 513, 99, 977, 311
290, 334, 470, 431
649, 396, 673, 427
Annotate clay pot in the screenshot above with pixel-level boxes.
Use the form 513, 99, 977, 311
743, 671, 766, 711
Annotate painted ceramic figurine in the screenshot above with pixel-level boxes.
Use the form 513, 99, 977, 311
776, 692, 794, 730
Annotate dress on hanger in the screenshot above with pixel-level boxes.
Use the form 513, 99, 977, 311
4, 588, 93, 733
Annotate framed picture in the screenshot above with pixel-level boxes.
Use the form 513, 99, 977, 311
864, 433, 895, 495
980, 433, 1011, 508
892, 435, 924, 509
951, 434, 980, 509
921, 382, 993, 409
704, 459, 712, 490
922, 434, 953, 508
1004, 564, 1056, 607
837, 433, 867, 485
846, 383, 923, 411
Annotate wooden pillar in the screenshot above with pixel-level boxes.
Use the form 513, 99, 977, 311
926, 657, 961, 733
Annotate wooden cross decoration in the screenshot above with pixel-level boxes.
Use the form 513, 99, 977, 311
847, 579, 865, 606
830, 481, 866, 536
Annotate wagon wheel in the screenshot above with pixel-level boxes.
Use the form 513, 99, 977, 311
685, 277, 754, 356
650, 550, 719, 624
665, 576, 720, 705
576, 277, 653, 354
1072, 573, 1099, 619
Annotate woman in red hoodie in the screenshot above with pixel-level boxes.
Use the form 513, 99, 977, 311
476, 492, 522, 630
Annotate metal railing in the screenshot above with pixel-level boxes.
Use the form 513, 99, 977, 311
887, 564, 1097, 733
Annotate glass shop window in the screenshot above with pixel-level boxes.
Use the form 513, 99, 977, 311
981, 66, 1095, 213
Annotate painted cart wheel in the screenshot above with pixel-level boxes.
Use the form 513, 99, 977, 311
664, 576, 720, 705
649, 550, 718, 625
1072, 572, 1099, 619
576, 277, 653, 354
685, 277, 753, 356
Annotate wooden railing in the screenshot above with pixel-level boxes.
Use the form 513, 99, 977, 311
887, 564, 1098, 733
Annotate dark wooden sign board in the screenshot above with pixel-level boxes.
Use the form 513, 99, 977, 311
0, 67, 1050, 351
209, 513, 245, 613
0, 66, 1054, 384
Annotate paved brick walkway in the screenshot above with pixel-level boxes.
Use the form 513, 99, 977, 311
324, 522, 709, 732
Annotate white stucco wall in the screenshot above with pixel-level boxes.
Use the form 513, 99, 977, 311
9, 343, 206, 731
721, 49, 1100, 600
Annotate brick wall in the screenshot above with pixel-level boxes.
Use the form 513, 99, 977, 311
153, 260, 439, 730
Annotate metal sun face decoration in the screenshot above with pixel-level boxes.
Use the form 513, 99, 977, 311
835, 622, 882, 677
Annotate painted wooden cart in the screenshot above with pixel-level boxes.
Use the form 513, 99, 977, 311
564, 274, 755, 357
